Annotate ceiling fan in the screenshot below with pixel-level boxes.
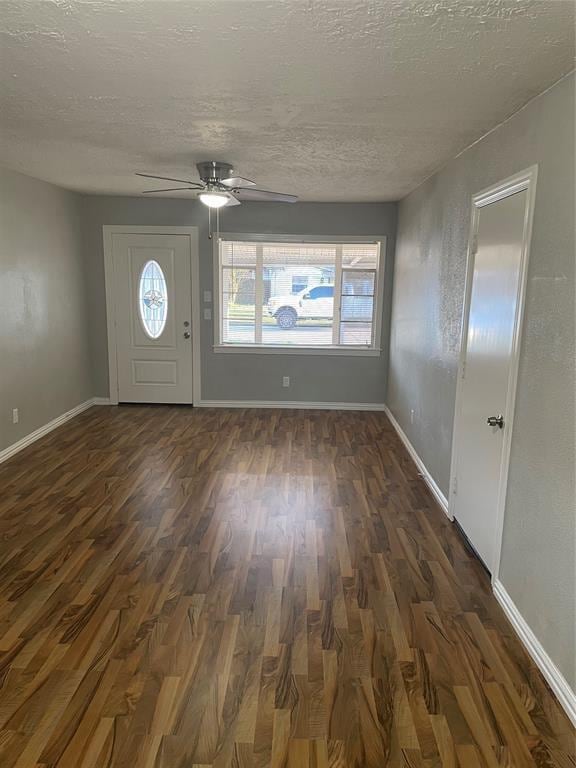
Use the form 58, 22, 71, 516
136, 161, 298, 208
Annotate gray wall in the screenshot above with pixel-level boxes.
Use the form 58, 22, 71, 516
0, 167, 93, 452
388, 73, 575, 687
80, 199, 397, 403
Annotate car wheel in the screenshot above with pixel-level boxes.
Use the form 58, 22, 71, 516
276, 308, 297, 330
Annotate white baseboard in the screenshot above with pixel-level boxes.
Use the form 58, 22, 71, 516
0, 398, 102, 465
196, 400, 387, 411
493, 579, 576, 727
383, 404, 450, 517
92, 397, 111, 405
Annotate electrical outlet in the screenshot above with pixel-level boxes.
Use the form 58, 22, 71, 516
282, 376, 290, 388
410, 408, 415, 424
203, 308, 212, 320
12, 408, 19, 424
203, 290, 212, 303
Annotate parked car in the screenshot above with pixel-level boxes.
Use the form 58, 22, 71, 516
267, 285, 334, 329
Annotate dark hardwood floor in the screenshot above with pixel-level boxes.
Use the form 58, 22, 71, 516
0, 406, 573, 767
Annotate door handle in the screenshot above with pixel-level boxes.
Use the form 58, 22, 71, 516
487, 414, 504, 429
183, 330, 191, 339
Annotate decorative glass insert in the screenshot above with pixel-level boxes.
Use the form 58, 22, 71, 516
139, 260, 168, 338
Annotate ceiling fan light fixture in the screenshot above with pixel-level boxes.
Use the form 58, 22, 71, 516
198, 189, 230, 208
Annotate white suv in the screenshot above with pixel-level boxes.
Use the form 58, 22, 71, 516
267, 285, 334, 329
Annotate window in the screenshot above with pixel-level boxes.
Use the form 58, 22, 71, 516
291, 274, 309, 294
139, 260, 168, 339
215, 237, 383, 353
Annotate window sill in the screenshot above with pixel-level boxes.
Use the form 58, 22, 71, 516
213, 344, 381, 357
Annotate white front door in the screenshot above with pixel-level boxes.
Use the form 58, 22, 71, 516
453, 186, 531, 571
112, 233, 193, 404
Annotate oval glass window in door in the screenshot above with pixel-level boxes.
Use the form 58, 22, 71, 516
139, 260, 168, 338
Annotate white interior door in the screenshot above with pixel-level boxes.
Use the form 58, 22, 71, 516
112, 233, 193, 404
453, 186, 531, 571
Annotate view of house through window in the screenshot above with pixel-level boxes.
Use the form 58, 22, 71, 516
217, 239, 382, 350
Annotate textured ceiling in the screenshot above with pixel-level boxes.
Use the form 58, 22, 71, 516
0, 0, 574, 201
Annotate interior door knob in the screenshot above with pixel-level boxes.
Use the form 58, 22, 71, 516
487, 414, 504, 429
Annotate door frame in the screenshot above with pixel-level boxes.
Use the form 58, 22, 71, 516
448, 166, 538, 580
103, 225, 201, 406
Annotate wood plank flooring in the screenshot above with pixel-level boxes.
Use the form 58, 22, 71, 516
0, 406, 573, 767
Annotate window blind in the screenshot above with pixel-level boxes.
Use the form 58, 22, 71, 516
217, 239, 381, 350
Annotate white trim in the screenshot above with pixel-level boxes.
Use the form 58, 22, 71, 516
448, 166, 538, 578
213, 345, 381, 357
103, 225, 201, 406
213, 233, 386, 354
213, 233, 385, 244
103, 228, 119, 405
332, 245, 343, 345
197, 399, 387, 411
0, 399, 98, 464
493, 579, 576, 728
92, 397, 111, 406
213, 234, 219, 350
254, 243, 264, 344
190, 228, 202, 404
383, 405, 450, 517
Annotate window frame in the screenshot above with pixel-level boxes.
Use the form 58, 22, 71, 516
213, 233, 386, 356
212, 232, 386, 357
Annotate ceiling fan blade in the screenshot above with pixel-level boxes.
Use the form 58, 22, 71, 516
220, 176, 256, 188
136, 172, 201, 186
224, 194, 242, 206
142, 187, 201, 194
231, 188, 298, 203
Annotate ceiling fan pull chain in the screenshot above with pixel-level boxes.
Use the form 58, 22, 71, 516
208, 206, 212, 240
